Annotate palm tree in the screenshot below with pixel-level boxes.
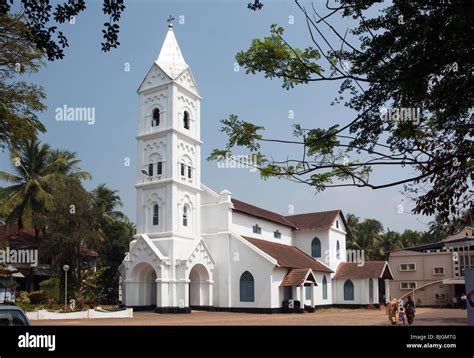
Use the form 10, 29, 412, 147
0, 140, 57, 234
91, 184, 125, 223
47, 149, 91, 181
345, 213, 360, 249
0, 139, 91, 235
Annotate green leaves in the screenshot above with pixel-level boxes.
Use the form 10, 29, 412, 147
0, 14, 47, 149
236, 25, 322, 89
218, 114, 264, 152
0, 139, 92, 231
305, 125, 340, 156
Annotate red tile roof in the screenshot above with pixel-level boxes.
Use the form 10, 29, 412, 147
80, 247, 99, 257
0, 225, 98, 257
0, 225, 38, 249
280, 268, 317, 287
232, 198, 344, 231
243, 236, 333, 273
285, 210, 344, 231
232, 199, 297, 228
333, 261, 393, 280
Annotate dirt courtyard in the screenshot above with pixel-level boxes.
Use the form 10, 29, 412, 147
32, 307, 468, 326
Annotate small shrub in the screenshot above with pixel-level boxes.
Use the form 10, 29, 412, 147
74, 294, 89, 311
16, 291, 31, 304
39, 277, 60, 303
29, 291, 46, 304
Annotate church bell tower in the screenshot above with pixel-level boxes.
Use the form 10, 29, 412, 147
135, 17, 202, 262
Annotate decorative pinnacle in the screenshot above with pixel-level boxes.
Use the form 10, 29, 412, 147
167, 15, 175, 29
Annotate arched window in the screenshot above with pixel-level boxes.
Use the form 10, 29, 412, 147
183, 205, 188, 227
336, 240, 340, 260
311, 237, 321, 258
183, 111, 190, 130
322, 275, 328, 300
239, 271, 254, 302
152, 204, 159, 226
343, 280, 354, 301
336, 220, 339, 229
152, 108, 160, 127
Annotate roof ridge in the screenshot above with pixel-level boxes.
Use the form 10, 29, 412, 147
231, 198, 297, 228
285, 209, 341, 218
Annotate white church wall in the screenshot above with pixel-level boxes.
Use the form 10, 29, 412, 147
201, 202, 231, 234
313, 272, 333, 306
175, 85, 199, 139
202, 233, 232, 308
175, 185, 199, 239
271, 268, 287, 308
231, 212, 293, 245
228, 235, 275, 308
137, 186, 169, 236
328, 227, 347, 272
333, 278, 377, 305
293, 230, 330, 265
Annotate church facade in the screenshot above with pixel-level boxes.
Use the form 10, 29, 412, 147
119, 23, 393, 313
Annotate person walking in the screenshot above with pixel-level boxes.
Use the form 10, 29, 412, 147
460, 293, 467, 309
388, 298, 399, 325
404, 295, 416, 325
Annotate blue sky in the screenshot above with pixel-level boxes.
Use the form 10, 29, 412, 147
0, 0, 432, 232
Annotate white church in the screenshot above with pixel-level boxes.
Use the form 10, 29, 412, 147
119, 21, 393, 313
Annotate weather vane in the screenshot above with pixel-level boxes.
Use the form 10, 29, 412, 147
167, 15, 175, 29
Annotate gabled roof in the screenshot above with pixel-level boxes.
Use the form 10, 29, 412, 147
242, 236, 333, 273
441, 226, 474, 242
281, 268, 318, 287
285, 210, 345, 231
155, 27, 188, 79
333, 261, 393, 280
232, 199, 297, 229
231, 198, 345, 231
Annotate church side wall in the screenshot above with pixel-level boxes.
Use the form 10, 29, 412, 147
333, 278, 378, 305
293, 230, 330, 266
202, 233, 232, 308
228, 235, 275, 308
313, 272, 333, 306
231, 212, 293, 245
271, 268, 288, 308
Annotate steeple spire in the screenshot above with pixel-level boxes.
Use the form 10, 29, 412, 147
155, 16, 188, 79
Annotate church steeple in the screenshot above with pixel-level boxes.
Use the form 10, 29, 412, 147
135, 18, 202, 241
155, 17, 188, 80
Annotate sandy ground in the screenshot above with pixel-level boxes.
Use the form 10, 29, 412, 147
31, 307, 468, 326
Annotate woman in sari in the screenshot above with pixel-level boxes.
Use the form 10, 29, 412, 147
388, 298, 398, 325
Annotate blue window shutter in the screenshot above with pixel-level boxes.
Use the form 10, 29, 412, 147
344, 280, 354, 300
311, 238, 321, 257
240, 271, 254, 302
322, 275, 328, 300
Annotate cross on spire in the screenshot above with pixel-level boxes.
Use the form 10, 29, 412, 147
167, 15, 175, 29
